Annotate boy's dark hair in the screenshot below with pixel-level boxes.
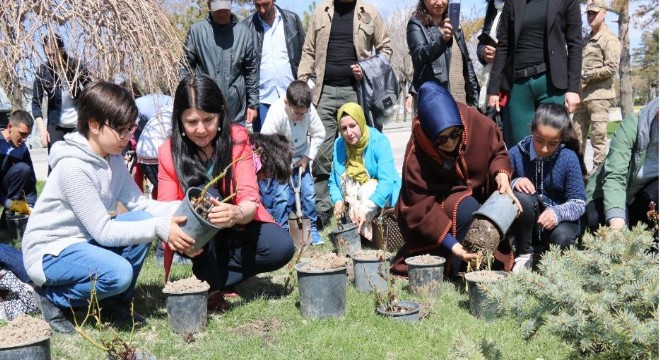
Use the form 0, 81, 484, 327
286, 80, 312, 109
8, 110, 34, 129
76, 81, 139, 137
249, 133, 291, 184
531, 103, 588, 176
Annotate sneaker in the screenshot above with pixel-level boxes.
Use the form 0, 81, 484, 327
32, 286, 75, 334
512, 253, 533, 273
207, 290, 229, 313
101, 299, 147, 328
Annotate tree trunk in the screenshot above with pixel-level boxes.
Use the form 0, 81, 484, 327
618, 2, 634, 118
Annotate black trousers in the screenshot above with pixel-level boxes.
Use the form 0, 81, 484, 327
191, 222, 295, 291
2, 162, 37, 206
511, 191, 580, 255
585, 178, 659, 232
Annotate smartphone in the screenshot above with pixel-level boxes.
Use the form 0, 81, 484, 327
478, 32, 497, 47
448, 0, 461, 30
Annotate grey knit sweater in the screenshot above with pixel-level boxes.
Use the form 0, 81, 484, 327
22, 132, 179, 285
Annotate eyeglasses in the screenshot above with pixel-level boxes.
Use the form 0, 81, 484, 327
106, 123, 137, 139
288, 105, 310, 117
434, 127, 463, 146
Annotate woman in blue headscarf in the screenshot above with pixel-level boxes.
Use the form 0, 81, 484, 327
392, 80, 519, 276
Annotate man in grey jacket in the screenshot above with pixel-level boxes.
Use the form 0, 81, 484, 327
180, 0, 258, 124
243, 0, 305, 132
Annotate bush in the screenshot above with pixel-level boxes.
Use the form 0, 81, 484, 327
482, 226, 659, 359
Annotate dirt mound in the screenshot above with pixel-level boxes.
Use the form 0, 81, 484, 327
352, 249, 389, 261
298, 253, 346, 272
406, 254, 444, 266
463, 218, 501, 253
0, 315, 51, 348
163, 276, 210, 294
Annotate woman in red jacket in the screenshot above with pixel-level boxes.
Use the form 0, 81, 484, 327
158, 74, 294, 311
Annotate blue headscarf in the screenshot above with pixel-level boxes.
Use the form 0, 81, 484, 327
417, 81, 462, 141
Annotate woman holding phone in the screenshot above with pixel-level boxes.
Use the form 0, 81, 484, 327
407, 0, 479, 109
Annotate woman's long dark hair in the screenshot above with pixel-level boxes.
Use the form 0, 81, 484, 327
171, 74, 234, 197
249, 133, 292, 184
413, 0, 447, 27
531, 103, 588, 176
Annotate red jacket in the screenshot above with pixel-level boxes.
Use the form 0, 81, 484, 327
157, 125, 274, 224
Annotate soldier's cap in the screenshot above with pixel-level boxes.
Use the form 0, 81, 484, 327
210, 0, 232, 11
587, 0, 607, 12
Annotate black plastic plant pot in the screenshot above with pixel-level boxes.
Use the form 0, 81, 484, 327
163, 288, 209, 335
352, 255, 387, 293
5, 213, 28, 241
405, 256, 446, 296
295, 262, 347, 319
463, 270, 508, 319
330, 223, 361, 257
376, 300, 420, 322
173, 187, 223, 252
0, 336, 50, 360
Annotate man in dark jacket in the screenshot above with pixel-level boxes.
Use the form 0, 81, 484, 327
180, 0, 258, 124
243, 0, 305, 132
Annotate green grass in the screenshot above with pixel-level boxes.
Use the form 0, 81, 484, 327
10, 185, 573, 358
41, 240, 573, 359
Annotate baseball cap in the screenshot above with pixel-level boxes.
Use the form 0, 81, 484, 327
210, 0, 232, 11
587, 0, 606, 12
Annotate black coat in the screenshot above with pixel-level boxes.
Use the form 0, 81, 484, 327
487, 0, 582, 95
242, 5, 305, 86
31, 59, 90, 127
407, 16, 480, 107
476, 0, 498, 66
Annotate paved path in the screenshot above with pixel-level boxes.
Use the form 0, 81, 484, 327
29, 122, 597, 181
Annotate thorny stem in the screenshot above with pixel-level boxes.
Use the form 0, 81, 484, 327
283, 236, 309, 293
199, 148, 262, 200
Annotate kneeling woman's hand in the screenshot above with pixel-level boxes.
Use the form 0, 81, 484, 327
168, 216, 198, 255
451, 243, 479, 263
207, 198, 244, 228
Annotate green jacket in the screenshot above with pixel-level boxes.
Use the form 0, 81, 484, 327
181, 14, 258, 123
587, 98, 659, 222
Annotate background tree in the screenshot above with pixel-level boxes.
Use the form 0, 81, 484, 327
0, 0, 185, 109
302, 1, 317, 32
631, 28, 659, 105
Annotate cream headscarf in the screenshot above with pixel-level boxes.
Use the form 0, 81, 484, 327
337, 102, 370, 184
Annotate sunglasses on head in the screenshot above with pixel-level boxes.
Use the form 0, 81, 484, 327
434, 127, 463, 146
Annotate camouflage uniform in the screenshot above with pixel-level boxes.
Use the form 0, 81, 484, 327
573, 23, 621, 169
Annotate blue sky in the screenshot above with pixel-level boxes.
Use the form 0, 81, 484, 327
273, 0, 646, 49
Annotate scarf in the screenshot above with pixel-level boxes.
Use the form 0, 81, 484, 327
337, 102, 370, 184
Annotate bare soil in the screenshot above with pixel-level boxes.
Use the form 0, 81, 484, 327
352, 249, 389, 261
464, 270, 507, 283
191, 195, 214, 220
298, 253, 347, 272
0, 315, 51, 348
406, 254, 444, 266
463, 218, 501, 253
227, 318, 283, 343
378, 302, 416, 314
163, 276, 210, 294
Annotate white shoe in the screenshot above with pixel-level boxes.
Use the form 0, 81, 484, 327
512, 253, 533, 273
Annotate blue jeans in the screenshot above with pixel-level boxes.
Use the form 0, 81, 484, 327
258, 166, 320, 242
41, 211, 152, 308
254, 103, 271, 133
